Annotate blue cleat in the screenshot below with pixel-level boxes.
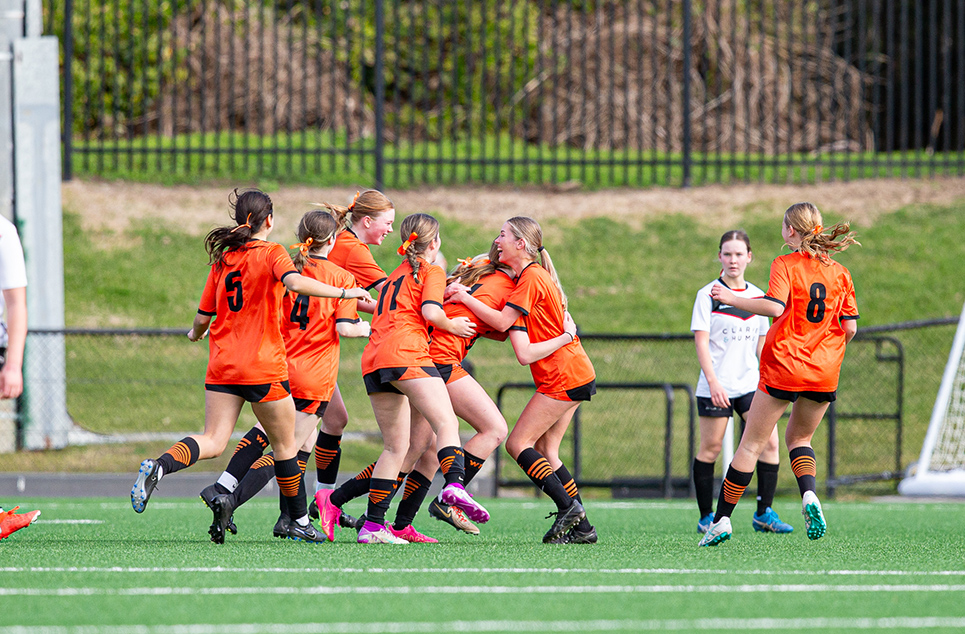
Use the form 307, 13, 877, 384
697, 513, 715, 534
752, 507, 794, 533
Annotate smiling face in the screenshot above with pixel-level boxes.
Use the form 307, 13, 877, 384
494, 222, 521, 268
360, 208, 395, 246
718, 238, 752, 282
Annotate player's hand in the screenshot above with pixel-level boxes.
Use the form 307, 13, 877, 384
710, 283, 735, 306
709, 380, 731, 408
445, 282, 470, 300
563, 311, 578, 341
345, 287, 373, 302
0, 366, 23, 399
187, 328, 209, 342
449, 316, 476, 338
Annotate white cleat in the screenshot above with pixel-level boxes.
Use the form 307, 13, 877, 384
698, 516, 732, 547
802, 491, 827, 540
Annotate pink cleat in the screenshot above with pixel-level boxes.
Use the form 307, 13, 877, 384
0, 506, 41, 540
440, 483, 490, 523
313, 490, 340, 542
388, 523, 438, 543
357, 520, 408, 544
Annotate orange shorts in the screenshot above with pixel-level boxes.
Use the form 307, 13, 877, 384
205, 381, 291, 403
363, 366, 443, 394
435, 362, 471, 385
538, 379, 596, 402
293, 398, 330, 416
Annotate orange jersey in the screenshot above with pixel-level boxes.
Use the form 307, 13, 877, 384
506, 263, 596, 393
430, 270, 515, 364
361, 258, 445, 374
282, 257, 362, 402
198, 240, 297, 385
328, 229, 388, 290
759, 251, 859, 391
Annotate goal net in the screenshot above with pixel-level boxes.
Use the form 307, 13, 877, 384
899, 302, 965, 497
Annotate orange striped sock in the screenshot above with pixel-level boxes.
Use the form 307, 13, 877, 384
157, 437, 199, 476
366, 478, 399, 525
714, 466, 753, 521
516, 448, 572, 510
789, 446, 818, 495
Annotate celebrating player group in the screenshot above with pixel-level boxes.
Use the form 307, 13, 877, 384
129, 189, 857, 547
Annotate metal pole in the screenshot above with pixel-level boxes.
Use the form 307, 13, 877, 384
681, 0, 692, 188
373, 0, 385, 190
62, 0, 72, 180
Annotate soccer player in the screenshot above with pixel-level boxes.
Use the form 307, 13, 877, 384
448, 217, 597, 544
200, 208, 370, 543
129, 189, 370, 546
699, 202, 859, 546
691, 230, 792, 535
353, 212, 489, 544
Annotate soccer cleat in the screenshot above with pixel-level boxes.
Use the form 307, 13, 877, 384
273, 514, 291, 538
357, 520, 409, 544
698, 516, 732, 547
308, 498, 319, 521
697, 513, 714, 534
752, 507, 794, 534
567, 525, 598, 544
339, 509, 360, 530
802, 491, 827, 540
208, 494, 236, 545
428, 499, 480, 535
388, 523, 438, 543
286, 519, 327, 544
313, 489, 340, 542
131, 459, 160, 513
0, 506, 41, 540
200, 484, 237, 535
542, 501, 585, 543
440, 483, 490, 523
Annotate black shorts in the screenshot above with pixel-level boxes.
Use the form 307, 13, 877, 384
363, 366, 443, 395
205, 381, 291, 403
293, 398, 329, 417
764, 385, 837, 403
697, 391, 755, 419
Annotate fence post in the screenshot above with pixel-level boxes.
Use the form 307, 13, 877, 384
681, 0, 692, 188
62, 0, 72, 181
373, 0, 385, 190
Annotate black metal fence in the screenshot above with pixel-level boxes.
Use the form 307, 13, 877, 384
50, 0, 965, 188
17, 319, 959, 497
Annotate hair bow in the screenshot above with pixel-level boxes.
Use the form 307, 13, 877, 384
812, 224, 823, 235
290, 237, 314, 256
230, 213, 253, 233
347, 190, 361, 212
457, 257, 474, 269
397, 232, 418, 255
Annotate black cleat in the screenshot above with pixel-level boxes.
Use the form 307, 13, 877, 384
208, 494, 236, 545
567, 525, 598, 544
131, 459, 160, 513
308, 499, 319, 521
199, 484, 237, 535
287, 520, 327, 544
542, 501, 585, 544
339, 509, 360, 530
273, 514, 291, 538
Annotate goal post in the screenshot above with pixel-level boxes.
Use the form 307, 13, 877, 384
899, 301, 965, 497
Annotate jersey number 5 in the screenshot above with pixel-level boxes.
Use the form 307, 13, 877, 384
806, 282, 827, 323
225, 271, 243, 312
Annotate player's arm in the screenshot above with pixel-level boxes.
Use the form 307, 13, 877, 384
284, 272, 371, 301
694, 330, 730, 408
448, 289, 521, 332
0, 287, 26, 398
423, 303, 475, 338
507, 312, 577, 366
710, 284, 783, 318
188, 312, 212, 342
843, 318, 857, 344
336, 319, 371, 338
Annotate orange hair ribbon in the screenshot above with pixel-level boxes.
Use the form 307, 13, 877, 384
457, 257, 474, 269
230, 214, 253, 233
290, 237, 314, 256
397, 232, 418, 255
812, 224, 823, 235
347, 190, 361, 212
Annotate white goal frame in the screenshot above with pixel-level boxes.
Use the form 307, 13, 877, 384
899, 301, 965, 497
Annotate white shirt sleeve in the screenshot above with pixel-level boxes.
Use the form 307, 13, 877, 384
691, 287, 711, 333
0, 218, 27, 291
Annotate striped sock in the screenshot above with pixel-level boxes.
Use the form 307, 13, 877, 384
234, 453, 275, 508
789, 446, 818, 496
437, 446, 466, 486
275, 457, 306, 520
555, 463, 591, 532
365, 478, 399, 526
222, 427, 270, 489
156, 437, 200, 477
331, 461, 376, 508
516, 448, 571, 510
314, 432, 342, 489
714, 466, 753, 521
394, 470, 433, 530
463, 450, 485, 486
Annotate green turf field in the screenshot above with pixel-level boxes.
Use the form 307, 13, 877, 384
3, 496, 965, 633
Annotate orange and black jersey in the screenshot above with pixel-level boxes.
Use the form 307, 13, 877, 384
198, 240, 297, 385
430, 270, 514, 365
328, 229, 387, 291
361, 258, 445, 374
282, 257, 362, 402
506, 263, 595, 393
760, 251, 859, 392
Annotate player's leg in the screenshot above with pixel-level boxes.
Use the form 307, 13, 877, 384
786, 397, 832, 540
695, 414, 728, 533
536, 407, 596, 544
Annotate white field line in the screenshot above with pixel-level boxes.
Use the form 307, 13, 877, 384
2, 583, 965, 597
4, 617, 965, 634
3, 565, 965, 577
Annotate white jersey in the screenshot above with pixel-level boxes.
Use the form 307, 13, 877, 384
0, 216, 27, 348
690, 278, 769, 398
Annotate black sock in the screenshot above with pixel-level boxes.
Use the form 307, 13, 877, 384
234, 453, 275, 508
275, 456, 306, 520
756, 461, 779, 515
331, 461, 375, 508
295, 450, 311, 516
314, 432, 342, 488
789, 446, 818, 496
515, 448, 572, 510
437, 446, 466, 486
555, 463, 591, 531
693, 458, 716, 518
365, 477, 399, 526
224, 427, 270, 483
463, 450, 485, 486
394, 470, 433, 529
156, 437, 200, 477
714, 466, 753, 522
